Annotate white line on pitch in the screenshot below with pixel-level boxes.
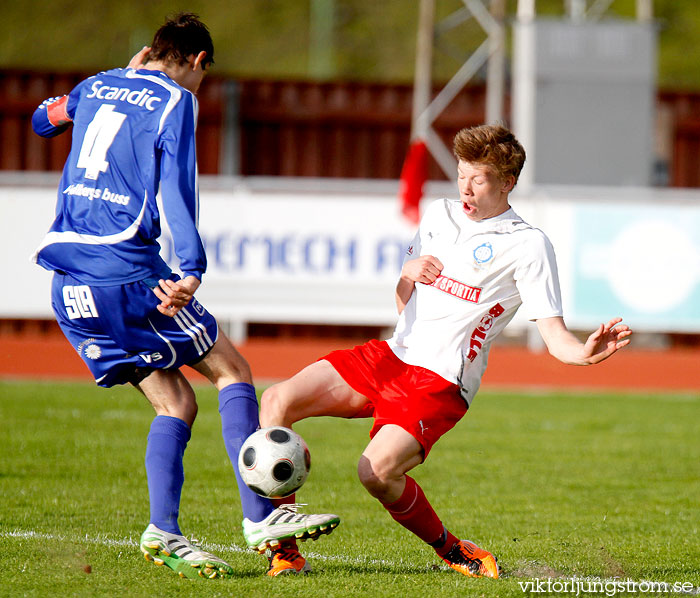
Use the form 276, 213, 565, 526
6, 528, 699, 591
2, 529, 411, 569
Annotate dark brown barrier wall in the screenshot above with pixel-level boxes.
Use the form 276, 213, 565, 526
1, 69, 698, 187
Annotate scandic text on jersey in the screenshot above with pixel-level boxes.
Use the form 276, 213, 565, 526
427, 275, 481, 303
86, 80, 162, 111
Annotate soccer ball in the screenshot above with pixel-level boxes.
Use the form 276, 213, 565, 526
238, 426, 311, 498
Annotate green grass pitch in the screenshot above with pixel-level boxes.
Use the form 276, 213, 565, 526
1, 380, 698, 597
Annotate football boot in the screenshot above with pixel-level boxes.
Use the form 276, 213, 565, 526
139, 523, 234, 579
243, 503, 340, 553
440, 539, 499, 578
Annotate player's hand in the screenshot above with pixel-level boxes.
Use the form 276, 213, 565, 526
581, 317, 633, 364
401, 255, 444, 285
153, 275, 201, 317
127, 46, 151, 70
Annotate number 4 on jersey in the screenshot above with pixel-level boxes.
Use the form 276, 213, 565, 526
76, 104, 127, 180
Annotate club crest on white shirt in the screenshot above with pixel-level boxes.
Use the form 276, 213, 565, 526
473, 242, 493, 265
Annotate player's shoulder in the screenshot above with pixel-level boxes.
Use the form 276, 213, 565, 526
421, 197, 457, 225
505, 209, 556, 261
129, 69, 196, 114
502, 208, 547, 238
414, 198, 463, 240
92, 67, 189, 100
83, 67, 129, 84
77, 68, 153, 95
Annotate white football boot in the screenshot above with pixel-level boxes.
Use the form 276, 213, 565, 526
242, 503, 340, 553
140, 523, 234, 579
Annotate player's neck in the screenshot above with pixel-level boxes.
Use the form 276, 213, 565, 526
140, 59, 201, 93
140, 60, 177, 79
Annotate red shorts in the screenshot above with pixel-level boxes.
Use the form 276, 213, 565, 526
320, 339, 468, 459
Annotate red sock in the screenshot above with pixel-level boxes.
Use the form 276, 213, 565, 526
381, 476, 455, 552
430, 528, 460, 557
277, 538, 298, 551
271, 494, 296, 508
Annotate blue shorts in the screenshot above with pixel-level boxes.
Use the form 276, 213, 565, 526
51, 272, 219, 387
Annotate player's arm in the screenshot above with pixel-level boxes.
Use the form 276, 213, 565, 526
535, 316, 632, 365
396, 255, 443, 313
32, 93, 77, 138
156, 94, 207, 316
516, 230, 631, 364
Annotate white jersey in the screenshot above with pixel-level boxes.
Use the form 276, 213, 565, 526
387, 199, 563, 405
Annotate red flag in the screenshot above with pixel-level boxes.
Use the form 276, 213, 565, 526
398, 139, 428, 225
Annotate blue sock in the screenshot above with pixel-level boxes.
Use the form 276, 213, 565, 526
145, 415, 191, 535
219, 383, 274, 522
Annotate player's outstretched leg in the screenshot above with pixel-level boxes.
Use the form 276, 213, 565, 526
242, 503, 340, 553
140, 524, 235, 580
379, 475, 499, 579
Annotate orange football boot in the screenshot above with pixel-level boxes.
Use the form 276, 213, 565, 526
440, 540, 499, 578
266, 543, 312, 577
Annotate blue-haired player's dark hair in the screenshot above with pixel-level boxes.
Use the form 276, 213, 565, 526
147, 12, 214, 69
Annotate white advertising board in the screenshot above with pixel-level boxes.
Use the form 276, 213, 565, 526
2, 175, 699, 337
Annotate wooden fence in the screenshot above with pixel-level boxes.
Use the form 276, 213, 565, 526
1, 69, 698, 186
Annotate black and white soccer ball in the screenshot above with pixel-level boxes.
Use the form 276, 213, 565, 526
238, 426, 311, 498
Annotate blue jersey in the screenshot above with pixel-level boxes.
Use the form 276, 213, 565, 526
31, 67, 206, 286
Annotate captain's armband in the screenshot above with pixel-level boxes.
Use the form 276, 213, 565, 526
43, 95, 73, 127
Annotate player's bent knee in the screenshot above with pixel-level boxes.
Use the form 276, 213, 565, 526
357, 455, 394, 496
175, 400, 198, 427
165, 391, 198, 425
137, 373, 199, 427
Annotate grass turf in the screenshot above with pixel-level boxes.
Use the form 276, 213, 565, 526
0, 380, 698, 597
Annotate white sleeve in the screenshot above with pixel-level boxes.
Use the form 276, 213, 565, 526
402, 230, 422, 265
514, 230, 564, 321
402, 197, 448, 264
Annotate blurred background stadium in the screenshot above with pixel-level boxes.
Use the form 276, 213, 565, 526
0, 0, 698, 392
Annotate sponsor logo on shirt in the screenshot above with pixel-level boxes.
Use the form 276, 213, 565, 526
86, 80, 162, 111
428, 275, 481, 303
63, 183, 130, 206
466, 303, 505, 362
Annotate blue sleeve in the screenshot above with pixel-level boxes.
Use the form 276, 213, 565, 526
31, 86, 81, 138
158, 93, 207, 280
